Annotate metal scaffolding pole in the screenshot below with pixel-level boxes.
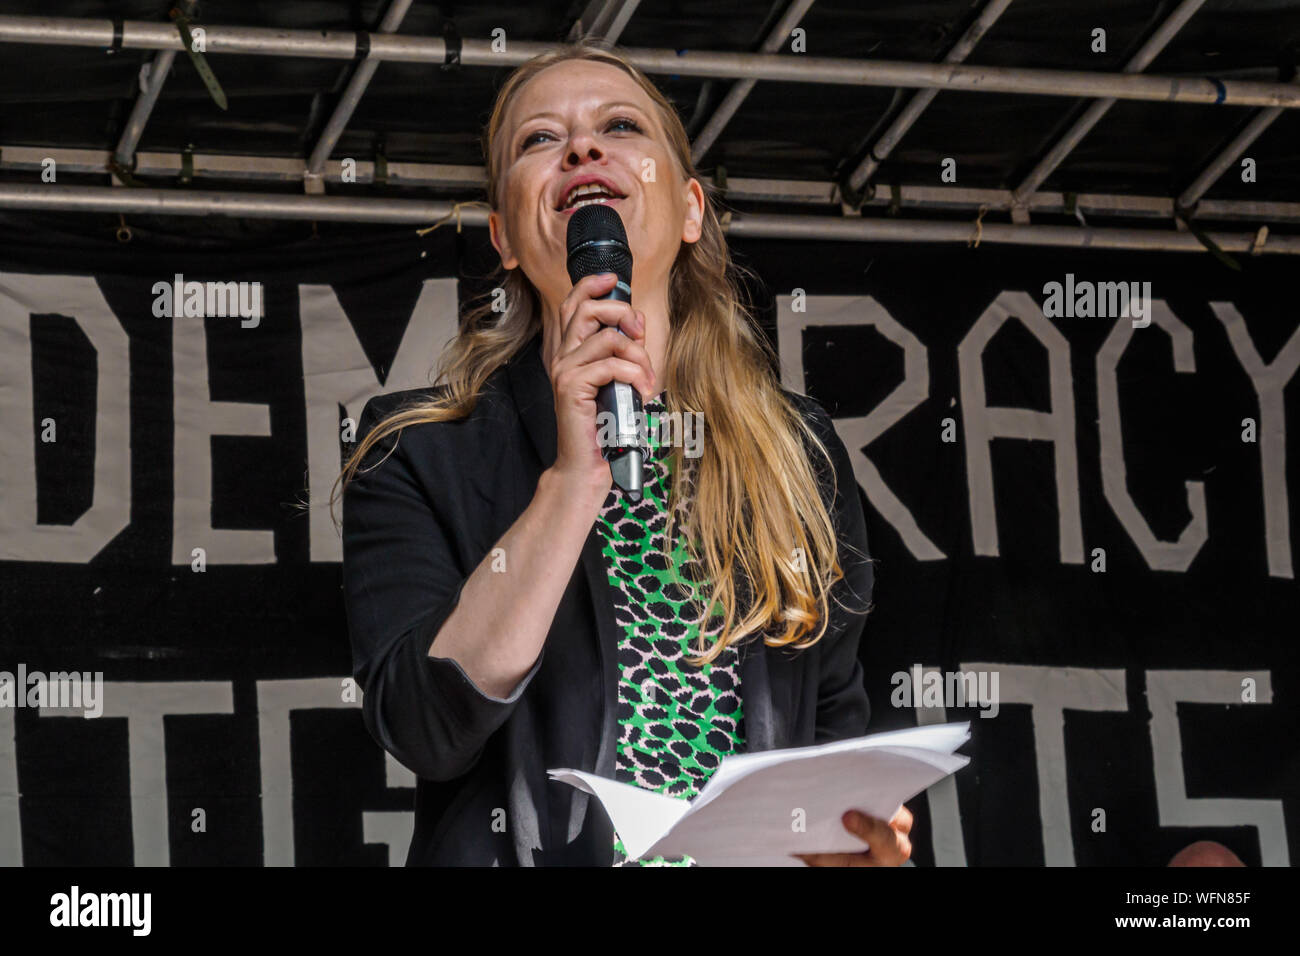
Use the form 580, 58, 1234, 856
112, 1, 196, 169
690, 0, 816, 165
566, 0, 641, 43
1011, 0, 1206, 208
1178, 103, 1289, 209
722, 210, 1300, 253
847, 0, 1013, 194
305, 0, 413, 183
2, 183, 1296, 255
5, 145, 1299, 224
2, 15, 1299, 107
0, 182, 469, 223
1, 144, 490, 192
113, 49, 179, 169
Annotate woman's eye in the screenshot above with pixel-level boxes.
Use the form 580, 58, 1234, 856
519, 117, 641, 152
520, 131, 553, 151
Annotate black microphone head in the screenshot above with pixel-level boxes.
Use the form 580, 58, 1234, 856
566, 202, 632, 287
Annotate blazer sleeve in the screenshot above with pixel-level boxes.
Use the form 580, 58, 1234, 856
341, 394, 544, 782
801, 398, 875, 743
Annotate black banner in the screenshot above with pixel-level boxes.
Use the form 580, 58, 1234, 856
1, 218, 1294, 866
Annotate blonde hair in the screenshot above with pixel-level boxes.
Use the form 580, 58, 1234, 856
334, 40, 864, 664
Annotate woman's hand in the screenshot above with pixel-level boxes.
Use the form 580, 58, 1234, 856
545, 271, 657, 505
792, 805, 914, 866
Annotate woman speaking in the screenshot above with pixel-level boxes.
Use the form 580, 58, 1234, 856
338, 42, 912, 867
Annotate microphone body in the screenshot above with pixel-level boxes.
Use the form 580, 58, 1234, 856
565, 204, 645, 502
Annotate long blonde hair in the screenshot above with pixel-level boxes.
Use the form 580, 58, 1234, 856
334, 41, 864, 664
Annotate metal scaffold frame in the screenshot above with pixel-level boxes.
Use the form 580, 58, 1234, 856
0, 5, 1295, 256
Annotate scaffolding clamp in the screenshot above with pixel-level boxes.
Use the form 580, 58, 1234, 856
442, 21, 462, 71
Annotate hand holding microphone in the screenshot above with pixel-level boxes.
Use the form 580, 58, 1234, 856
548, 203, 652, 504
546, 205, 655, 509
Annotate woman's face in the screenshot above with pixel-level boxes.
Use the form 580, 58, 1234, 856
488, 59, 704, 322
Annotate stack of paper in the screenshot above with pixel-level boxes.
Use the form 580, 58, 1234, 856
548, 722, 970, 866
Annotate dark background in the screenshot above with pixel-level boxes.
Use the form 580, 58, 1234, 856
0, 213, 1294, 865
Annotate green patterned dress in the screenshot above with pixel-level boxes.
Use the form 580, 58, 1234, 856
593, 393, 746, 867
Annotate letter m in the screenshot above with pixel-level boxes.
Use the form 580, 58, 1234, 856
101, 893, 130, 926
301, 279, 461, 561
1096, 282, 1126, 318
206, 281, 239, 318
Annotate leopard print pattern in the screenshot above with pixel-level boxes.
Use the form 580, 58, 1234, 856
593, 393, 745, 867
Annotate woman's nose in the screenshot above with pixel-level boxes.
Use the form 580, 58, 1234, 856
564, 129, 604, 166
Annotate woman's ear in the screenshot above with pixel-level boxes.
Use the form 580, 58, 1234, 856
489, 210, 520, 270
681, 178, 705, 244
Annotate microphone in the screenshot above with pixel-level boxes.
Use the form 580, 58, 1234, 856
566, 202, 645, 503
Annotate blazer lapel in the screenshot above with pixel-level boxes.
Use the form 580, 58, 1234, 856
739, 637, 777, 753
504, 332, 557, 468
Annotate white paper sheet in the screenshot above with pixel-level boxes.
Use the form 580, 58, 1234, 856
548, 721, 971, 866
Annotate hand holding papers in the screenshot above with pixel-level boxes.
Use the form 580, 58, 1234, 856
549, 721, 971, 866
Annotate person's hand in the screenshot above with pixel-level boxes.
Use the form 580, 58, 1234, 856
792, 805, 913, 866
545, 271, 656, 506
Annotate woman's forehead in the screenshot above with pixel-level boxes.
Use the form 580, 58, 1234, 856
506, 60, 652, 125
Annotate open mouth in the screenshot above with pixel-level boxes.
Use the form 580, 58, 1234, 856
556, 181, 627, 213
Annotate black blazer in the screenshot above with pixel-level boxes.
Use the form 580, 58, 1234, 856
342, 331, 874, 866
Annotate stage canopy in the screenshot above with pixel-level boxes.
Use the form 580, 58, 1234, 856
0, 0, 1298, 253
